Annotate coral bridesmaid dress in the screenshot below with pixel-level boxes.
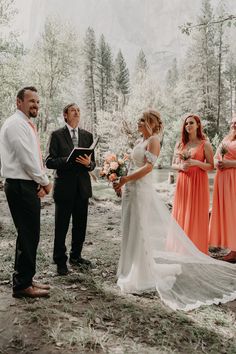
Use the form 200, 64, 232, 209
172, 141, 209, 254
209, 140, 236, 250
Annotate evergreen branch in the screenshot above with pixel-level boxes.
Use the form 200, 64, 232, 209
180, 15, 236, 35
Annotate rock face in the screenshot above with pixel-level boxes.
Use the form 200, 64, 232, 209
26, 0, 234, 78
22, 0, 236, 81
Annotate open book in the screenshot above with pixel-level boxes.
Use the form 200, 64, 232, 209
66, 136, 99, 163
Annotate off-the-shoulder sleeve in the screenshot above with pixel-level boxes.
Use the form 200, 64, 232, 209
145, 150, 158, 165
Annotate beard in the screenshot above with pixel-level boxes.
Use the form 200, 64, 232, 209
29, 108, 38, 118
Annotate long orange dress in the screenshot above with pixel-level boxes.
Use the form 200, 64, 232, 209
209, 139, 236, 250
172, 140, 209, 254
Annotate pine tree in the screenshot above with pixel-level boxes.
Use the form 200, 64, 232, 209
104, 43, 115, 111
134, 49, 148, 82
214, 1, 229, 134
96, 34, 106, 111
225, 51, 236, 119
96, 34, 114, 112
161, 58, 182, 165
114, 49, 129, 109
166, 58, 178, 92
178, 0, 218, 139
83, 27, 97, 135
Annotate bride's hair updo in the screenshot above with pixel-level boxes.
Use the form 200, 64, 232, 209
142, 110, 163, 135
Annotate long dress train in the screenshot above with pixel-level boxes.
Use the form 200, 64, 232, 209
117, 138, 236, 311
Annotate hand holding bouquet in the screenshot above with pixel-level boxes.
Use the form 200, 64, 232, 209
178, 149, 191, 161
219, 143, 228, 160
100, 153, 129, 197
216, 142, 229, 170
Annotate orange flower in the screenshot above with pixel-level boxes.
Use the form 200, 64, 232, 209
108, 173, 118, 182
99, 169, 106, 177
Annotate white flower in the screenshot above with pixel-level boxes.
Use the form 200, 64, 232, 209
110, 161, 119, 170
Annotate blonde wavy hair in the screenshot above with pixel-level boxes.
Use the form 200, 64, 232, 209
142, 110, 163, 136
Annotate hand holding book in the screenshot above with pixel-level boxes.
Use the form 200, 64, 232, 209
76, 153, 91, 167
66, 137, 99, 164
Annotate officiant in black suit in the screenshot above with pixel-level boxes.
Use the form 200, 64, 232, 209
45, 103, 96, 275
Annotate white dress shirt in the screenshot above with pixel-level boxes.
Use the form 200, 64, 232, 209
0, 109, 49, 186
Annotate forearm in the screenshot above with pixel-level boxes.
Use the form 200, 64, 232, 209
23, 165, 50, 185
224, 160, 236, 168
16, 146, 49, 185
196, 161, 213, 171
172, 163, 182, 171
230, 161, 236, 168
45, 156, 71, 170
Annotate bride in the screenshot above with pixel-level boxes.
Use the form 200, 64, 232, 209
114, 110, 236, 311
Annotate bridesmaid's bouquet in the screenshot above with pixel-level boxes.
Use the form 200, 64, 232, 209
178, 149, 191, 161
100, 153, 129, 183
219, 143, 228, 159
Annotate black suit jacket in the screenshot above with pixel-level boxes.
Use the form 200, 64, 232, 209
45, 126, 96, 201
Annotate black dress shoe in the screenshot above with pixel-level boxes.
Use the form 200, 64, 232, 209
69, 257, 92, 267
57, 264, 69, 275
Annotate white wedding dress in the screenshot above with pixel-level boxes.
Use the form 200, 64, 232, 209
117, 137, 236, 311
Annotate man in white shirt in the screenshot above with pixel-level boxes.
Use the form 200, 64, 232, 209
0, 86, 52, 298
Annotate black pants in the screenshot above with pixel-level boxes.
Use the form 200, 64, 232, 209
4, 179, 40, 291
53, 196, 89, 266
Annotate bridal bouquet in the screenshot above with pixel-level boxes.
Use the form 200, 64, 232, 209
100, 153, 129, 182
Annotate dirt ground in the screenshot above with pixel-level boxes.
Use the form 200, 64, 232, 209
0, 179, 236, 354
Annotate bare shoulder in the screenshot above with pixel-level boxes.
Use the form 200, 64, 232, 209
148, 135, 160, 146
147, 135, 160, 154
204, 140, 213, 150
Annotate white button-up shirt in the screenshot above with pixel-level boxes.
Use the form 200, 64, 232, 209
0, 109, 49, 186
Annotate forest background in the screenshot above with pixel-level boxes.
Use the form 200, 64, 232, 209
1, 2, 236, 352
0, 0, 236, 166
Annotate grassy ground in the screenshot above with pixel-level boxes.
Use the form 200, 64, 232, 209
0, 181, 236, 354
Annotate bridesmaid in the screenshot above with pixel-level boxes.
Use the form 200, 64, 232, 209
209, 115, 236, 262
172, 114, 214, 254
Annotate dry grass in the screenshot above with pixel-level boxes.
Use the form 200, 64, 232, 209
0, 183, 236, 353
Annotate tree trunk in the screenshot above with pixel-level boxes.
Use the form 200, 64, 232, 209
216, 23, 223, 133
